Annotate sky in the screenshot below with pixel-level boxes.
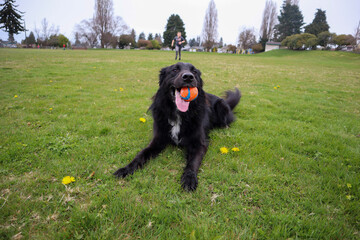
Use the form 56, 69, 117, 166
1, 0, 359, 45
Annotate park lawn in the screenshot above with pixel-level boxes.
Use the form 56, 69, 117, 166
0, 48, 359, 239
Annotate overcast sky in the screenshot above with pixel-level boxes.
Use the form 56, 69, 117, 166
1, 0, 359, 44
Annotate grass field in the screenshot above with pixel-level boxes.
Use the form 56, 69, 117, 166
0, 48, 359, 239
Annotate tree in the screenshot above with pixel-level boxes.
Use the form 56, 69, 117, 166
219, 37, 223, 48
260, 0, 277, 47
130, 28, 136, 42
281, 33, 316, 50
137, 39, 149, 48
189, 38, 196, 47
148, 33, 153, 40
163, 14, 186, 47
238, 28, 256, 49
155, 33, 162, 45
93, 0, 128, 48
304, 9, 329, 36
227, 44, 236, 53
75, 19, 98, 47
354, 20, 360, 45
151, 40, 161, 49
252, 43, 263, 53
202, 0, 218, 51
48, 34, 59, 47
334, 34, 356, 49
74, 0, 128, 48
25, 31, 36, 45
138, 32, 145, 40
274, 1, 304, 41
119, 34, 135, 48
0, 0, 25, 41
74, 32, 81, 45
285, 0, 299, 5
317, 31, 331, 47
58, 34, 69, 47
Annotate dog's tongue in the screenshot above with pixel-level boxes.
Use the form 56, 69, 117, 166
175, 90, 190, 112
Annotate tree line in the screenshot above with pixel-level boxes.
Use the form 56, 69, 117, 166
1, 0, 359, 52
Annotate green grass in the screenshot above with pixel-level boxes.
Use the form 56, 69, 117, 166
0, 49, 359, 239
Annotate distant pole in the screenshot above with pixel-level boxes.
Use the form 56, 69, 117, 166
24, 20, 27, 46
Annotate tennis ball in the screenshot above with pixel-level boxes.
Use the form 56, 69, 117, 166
180, 87, 198, 102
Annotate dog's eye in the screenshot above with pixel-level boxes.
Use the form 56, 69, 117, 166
192, 70, 197, 75
173, 68, 179, 72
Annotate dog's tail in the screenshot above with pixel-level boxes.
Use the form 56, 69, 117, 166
224, 88, 241, 110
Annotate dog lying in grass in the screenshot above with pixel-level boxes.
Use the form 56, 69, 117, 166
114, 62, 241, 191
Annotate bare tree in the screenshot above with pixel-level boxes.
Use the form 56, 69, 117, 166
74, 0, 128, 48
260, 0, 277, 42
93, 0, 128, 48
75, 19, 98, 47
33, 18, 59, 43
238, 27, 256, 50
202, 0, 218, 51
354, 20, 360, 44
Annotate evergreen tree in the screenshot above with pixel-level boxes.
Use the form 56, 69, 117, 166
0, 0, 25, 41
138, 32, 145, 40
130, 28, 136, 42
25, 31, 35, 45
274, 1, 304, 41
163, 14, 186, 47
189, 38, 195, 47
148, 33, 153, 40
219, 37, 223, 48
304, 9, 329, 36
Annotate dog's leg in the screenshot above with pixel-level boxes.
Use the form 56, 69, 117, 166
114, 137, 167, 178
214, 99, 234, 127
181, 141, 208, 191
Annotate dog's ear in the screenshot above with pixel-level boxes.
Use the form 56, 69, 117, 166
159, 67, 168, 86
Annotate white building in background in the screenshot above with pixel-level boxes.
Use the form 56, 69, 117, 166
265, 41, 281, 52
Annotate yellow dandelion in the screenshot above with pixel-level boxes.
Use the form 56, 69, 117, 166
231, 147, 240, 152
49, 108, 53, 111
14, 95, 18, 98
139, 117, 146, 123
274, 87, 277, 90
62, 176, 75, 185
49, 80, 53, 83
119, 88, 124, 91
114, 89, 118, 91
347, 183, 352, 188
346, 195, 352, 200
220, 147, 229, 154
277, 85, 280, 88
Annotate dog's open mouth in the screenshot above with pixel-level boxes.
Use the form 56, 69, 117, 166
175, 89, 190, 112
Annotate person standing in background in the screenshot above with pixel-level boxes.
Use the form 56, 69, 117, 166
171, 32, 185, 61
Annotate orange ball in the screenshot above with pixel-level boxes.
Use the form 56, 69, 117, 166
180, 87, 198, 102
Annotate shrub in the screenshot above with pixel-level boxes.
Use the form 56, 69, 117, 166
252, 43, 263, 53
306, 37, 318, 50
281, 33, 317, 50
138, 39, 150, 48
150, 40, 161, 50
119, 34, 135, 49
227, 44, 236, 53
146, 41, 153, 49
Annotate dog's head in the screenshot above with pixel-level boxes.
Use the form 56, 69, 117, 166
158, 62, 203, 112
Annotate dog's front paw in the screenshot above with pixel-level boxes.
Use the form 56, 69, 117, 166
181, 171, 198, 191
113, 167, 131, 178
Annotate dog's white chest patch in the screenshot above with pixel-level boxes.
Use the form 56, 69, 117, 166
168, 115, 181, 144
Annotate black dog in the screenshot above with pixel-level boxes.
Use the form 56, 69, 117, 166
114, 62, 241, 191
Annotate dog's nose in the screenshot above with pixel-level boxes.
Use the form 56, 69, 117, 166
182, 73, 194, 83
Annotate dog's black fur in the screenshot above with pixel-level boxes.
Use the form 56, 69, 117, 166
114, 62, 241, 191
